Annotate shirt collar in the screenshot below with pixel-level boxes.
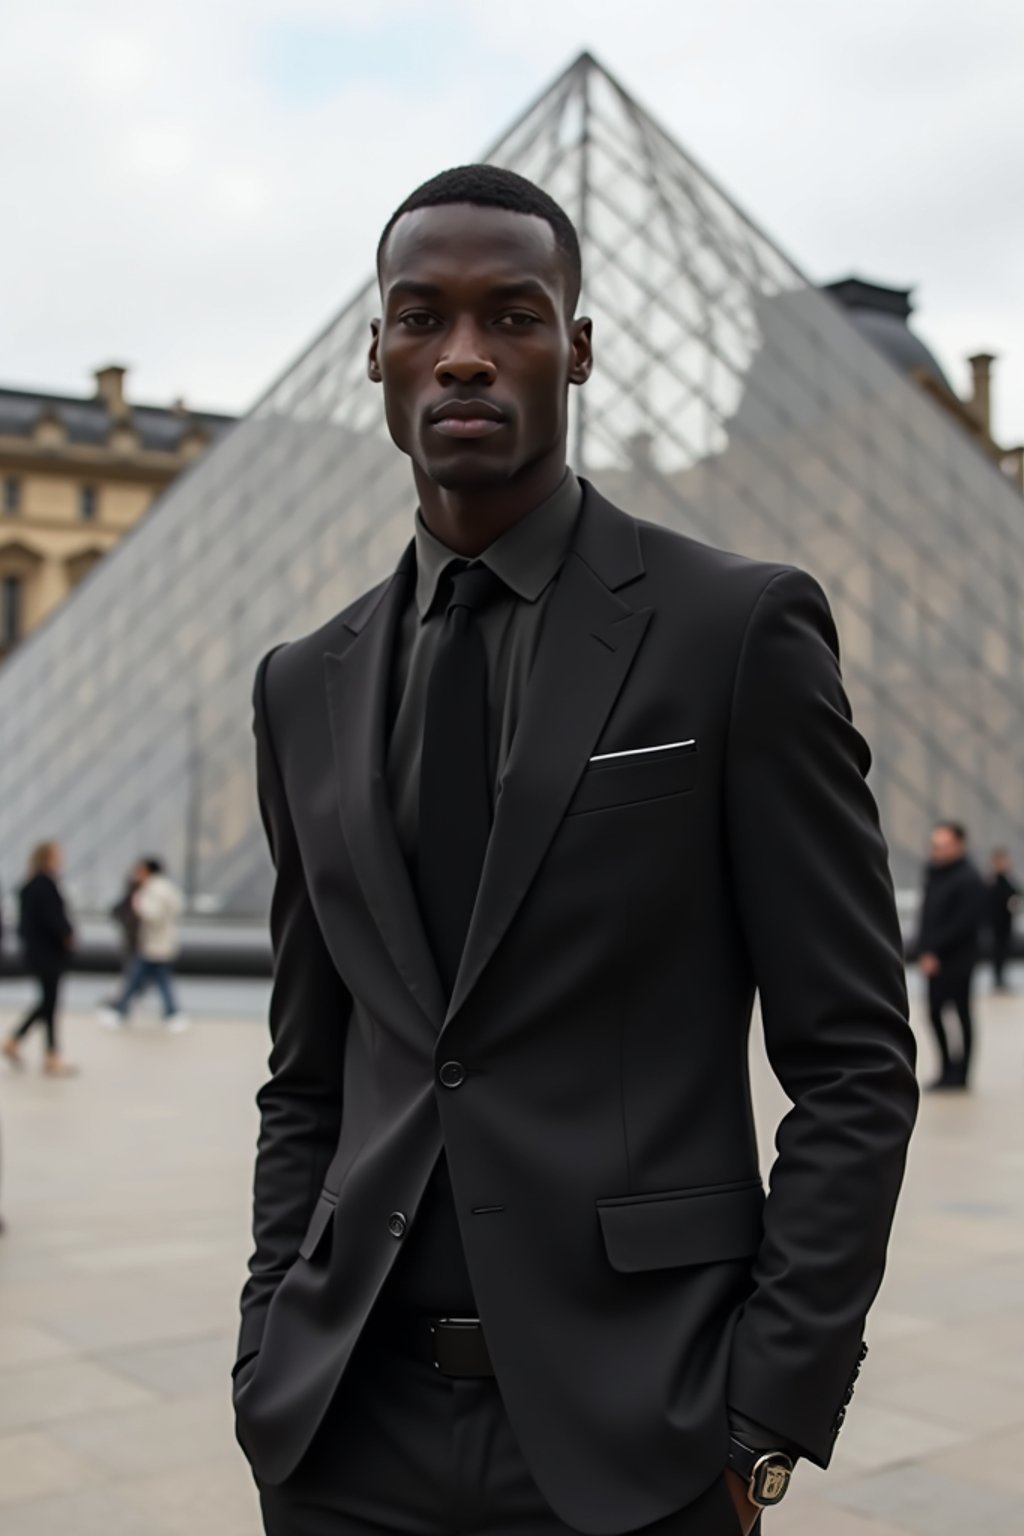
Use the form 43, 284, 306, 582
413, 469, 582, 620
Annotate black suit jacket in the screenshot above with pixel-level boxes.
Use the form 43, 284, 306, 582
917, 857, 985, 976
234, 484, 918, 1534
18, 873, 72, 973
988, 872, 1019, 937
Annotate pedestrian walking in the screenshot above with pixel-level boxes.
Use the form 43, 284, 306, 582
2, 841, 77, 1076
987, 848, 1020, 992
97, 858, 188, 1032
916, 821, 985, 1090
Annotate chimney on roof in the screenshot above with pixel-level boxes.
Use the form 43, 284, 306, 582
94, 363, 129, 420
967, 353, 996, 439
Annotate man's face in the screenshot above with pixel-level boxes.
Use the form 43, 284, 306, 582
369, 203, 591, 491
930, 827, 964, 866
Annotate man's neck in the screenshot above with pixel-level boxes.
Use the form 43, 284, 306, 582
413, 455, 568, 558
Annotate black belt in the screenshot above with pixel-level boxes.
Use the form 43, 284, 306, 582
385, 1315, 495, 1377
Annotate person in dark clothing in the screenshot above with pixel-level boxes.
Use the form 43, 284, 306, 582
110, 872, 143, 968
916, 822, 985, 1090
100, 869, 144, 1008
2, 841, 76, 1077
987, 848, 1020, 992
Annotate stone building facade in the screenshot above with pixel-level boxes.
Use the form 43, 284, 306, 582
0, 365, 232, 658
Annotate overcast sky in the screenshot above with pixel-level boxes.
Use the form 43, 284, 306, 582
4, 0, 1023, 443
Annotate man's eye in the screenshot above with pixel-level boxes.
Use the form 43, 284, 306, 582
498, 312, 540, 328
398, 312, 439, 329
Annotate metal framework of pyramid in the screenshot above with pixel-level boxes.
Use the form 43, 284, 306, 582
2, 51, 1022, 916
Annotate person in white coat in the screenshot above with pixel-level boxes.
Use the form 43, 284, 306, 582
98, 858, 188, 1032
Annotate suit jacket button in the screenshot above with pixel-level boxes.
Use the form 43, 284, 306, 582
834, 1407, 847, 1432
388, 1212, 407, 1238
439, 1061, 466, 1089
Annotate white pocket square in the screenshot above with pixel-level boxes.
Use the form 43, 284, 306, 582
589, 739, 696, 764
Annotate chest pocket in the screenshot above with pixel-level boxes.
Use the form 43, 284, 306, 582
566, 743, 698, 816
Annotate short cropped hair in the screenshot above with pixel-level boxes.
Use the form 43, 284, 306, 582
377, 164, 582, 310
142, 856, 165, 875
935, 821, 967, 844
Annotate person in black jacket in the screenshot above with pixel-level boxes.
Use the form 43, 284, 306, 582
987, 848, 1020, 992
916, 822, 985, 1090
2, 841, 76, 1077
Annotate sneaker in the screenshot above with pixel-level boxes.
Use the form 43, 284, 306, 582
164, 1014, 191, 1034
97, 1008, 127, 1031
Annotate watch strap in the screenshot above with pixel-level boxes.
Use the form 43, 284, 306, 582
727, 1437, 794, 1507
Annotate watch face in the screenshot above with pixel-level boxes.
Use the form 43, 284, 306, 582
752, 1456, 793, 1506
759, 1464, 790, 1503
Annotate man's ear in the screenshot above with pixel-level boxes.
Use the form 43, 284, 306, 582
368, 319, 382, 383
569, 316, 593, 386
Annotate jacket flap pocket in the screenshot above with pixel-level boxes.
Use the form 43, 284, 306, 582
568, 746, 698, 817
596, 1181, 764, 1273
298, 1190, 337, 1261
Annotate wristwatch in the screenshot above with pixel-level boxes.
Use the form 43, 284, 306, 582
726, 1436, 794, 1508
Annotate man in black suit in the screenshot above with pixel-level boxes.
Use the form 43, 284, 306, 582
917, 821, 985, 1090
234, 166, 918, 1536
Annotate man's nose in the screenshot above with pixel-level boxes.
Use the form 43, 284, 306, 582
435, 319, 497, 386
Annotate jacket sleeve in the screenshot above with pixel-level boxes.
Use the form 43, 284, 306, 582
724, 568, 919, 1466
235, 647, 351, 1372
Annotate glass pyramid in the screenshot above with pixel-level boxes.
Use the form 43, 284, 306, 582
2, 51, 1021, 916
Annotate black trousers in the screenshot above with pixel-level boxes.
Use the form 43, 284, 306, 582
257, 1328, 749, 1536
11, 965, 62, 1055
927, 969, 974, 1084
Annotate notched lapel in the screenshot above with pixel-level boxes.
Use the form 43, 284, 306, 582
324, 565, 446, 1032
446, 549, 651, 1025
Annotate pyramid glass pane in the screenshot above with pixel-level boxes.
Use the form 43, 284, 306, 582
1, 53, 1022, 917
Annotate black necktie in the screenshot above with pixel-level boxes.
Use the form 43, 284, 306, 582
417, 563, 506, 995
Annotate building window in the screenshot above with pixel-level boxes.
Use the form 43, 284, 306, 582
80, 484, 98, 521
2, 575, 23, 648
2, 477, 20, 514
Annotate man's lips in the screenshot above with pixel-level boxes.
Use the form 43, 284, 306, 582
432, 417, 506, 438
428, 400, 508, 440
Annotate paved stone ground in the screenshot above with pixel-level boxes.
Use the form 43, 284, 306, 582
0, 970, 1022, 1535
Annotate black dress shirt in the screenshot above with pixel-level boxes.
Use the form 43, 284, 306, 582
382, 470, 582, 1315
386, 470, 583, 866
